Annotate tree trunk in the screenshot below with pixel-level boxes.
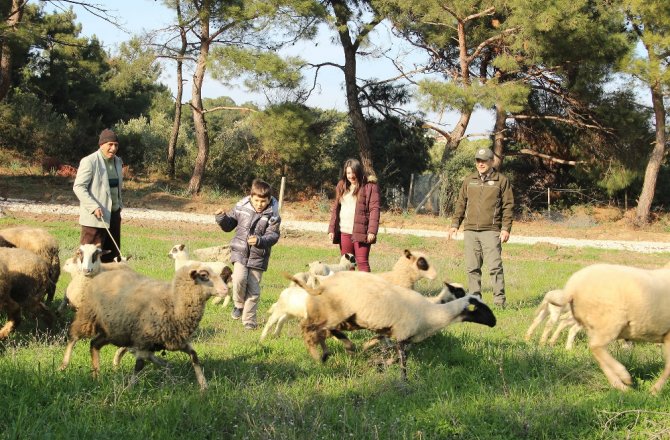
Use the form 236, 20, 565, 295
0, 0, 24, 102
167, 2, 187, 180
332, 0, 375, 177
187, 6, 211, 195
634, 82, 667, 225
492, 102, 506, 170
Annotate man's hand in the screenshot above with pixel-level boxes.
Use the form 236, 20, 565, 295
500, 230, 510, 243
447, 227, 458, 240
93, 207, 102, 219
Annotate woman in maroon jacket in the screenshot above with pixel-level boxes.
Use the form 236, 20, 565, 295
328, 158, 381, 272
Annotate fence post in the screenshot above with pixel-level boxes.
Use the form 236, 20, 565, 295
278, 176, 286, 213
407, 173, 415, 211
547, 188, 551, 214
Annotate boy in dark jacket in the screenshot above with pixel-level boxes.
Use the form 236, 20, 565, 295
215, 179, 281, 329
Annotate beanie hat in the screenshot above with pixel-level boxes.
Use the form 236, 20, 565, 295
98, 128, 118, 145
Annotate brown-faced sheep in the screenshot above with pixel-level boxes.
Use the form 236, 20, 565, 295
290, 271, 496, 380
0, 226, 60, 303
551, 263, 670, 394
0, 247, 54, 339
59, 264, 229, 390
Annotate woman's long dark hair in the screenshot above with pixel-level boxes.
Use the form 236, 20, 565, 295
335, 158, 366, 202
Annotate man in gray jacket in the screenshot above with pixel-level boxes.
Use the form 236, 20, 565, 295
448, 148, 514, 308
73, 129, 123, 263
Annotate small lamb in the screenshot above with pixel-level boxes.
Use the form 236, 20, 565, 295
378, 249, 437, 289
168, 244, 233, 306
551, 263, 670, 394
60, 263, 229, 390
308, 253, 356, 276
524, 289, 582, 349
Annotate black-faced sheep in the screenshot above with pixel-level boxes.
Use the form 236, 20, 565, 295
0, 247, 54, 339
290, 271, 496, 380
0, 225, 60, 303
525, 289, 582, 350
378, 249, 437, 289
59, 264, 229, 390
308, 253, 356, 276
168, 243, 233, 306
552, 263, 670, 394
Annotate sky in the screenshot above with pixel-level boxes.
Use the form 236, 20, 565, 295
50, 0, 494, 135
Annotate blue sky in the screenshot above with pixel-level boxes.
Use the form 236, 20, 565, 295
56, 0, 494, 134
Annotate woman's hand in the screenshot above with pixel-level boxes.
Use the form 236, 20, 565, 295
367, 233, 376, 242
328, 232, 334, 241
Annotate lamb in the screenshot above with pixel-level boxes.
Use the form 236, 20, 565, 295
58, 244, 133, 313
0, 247, 54, 339
550, 263, 670, 394
0, 225, 60, 303
308, 253, 356, 276
59, 263, 229, 390
168, 243, 233, 306
377, 249, 437, 289
524, 289, 582, 349
290, 271, 496, 380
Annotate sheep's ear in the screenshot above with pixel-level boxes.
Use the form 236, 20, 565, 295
178, 244, 185, 251
403, 249, 413, 259
197, 270, 210, 281
221, 266, 233, 282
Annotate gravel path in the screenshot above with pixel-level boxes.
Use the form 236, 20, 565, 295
2, 197, 670, 254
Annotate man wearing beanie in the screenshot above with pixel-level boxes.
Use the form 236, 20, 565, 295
73, 128, 124, 262
448, 148, 514, 308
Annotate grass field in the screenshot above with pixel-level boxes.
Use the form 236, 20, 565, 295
1, 213, 669, 439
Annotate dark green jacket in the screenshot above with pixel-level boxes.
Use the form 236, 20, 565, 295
451, 170, 514, 232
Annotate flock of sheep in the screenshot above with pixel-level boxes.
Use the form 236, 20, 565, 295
0, 224, 669, 395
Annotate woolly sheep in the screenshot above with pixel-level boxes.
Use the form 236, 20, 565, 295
290, 271, 496, 380
0, 247, 54, 339
59, 263, 229, 390
524, 289, 582, 350
0, 225, 60, 303
551, 263, 670, 394
378, 249, 437, 289
58, 244, 133, 313
168, 244, 233, 306
308, 253, 356, 276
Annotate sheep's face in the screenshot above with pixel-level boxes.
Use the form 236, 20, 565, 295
168, 244, 187, 260
403, 250, 437, 281
75, 244, 108, 276
190, 266, 229, 298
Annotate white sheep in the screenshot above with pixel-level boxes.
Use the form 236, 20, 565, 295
290, 271, 496, 380
524, 289, 582, 350
59, 263, 229, 390
308, 253, 356, 276
0, 225, 60, 303
0, 247, 54, 339
58, 244, 133, 313
168, 243, 233, 306
551, 263, 670, 394
377, 249, 437, 289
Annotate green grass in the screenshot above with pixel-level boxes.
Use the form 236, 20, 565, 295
1, 215, 670, 439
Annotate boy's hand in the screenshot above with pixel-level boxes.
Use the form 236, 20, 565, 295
215, 208, 225, 215
247, 235, 258, 246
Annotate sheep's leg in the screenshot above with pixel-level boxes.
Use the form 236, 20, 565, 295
89, 335, 109, 379
0, 296, 21, 339
650, 333, 670, 395
59, 338, 79, 370
548, 318, 573, 346
273, 314, 291, 338
564, 324, 582, 350
113, 347, 128, 367
524, 304, 548, 341
301, 324, 330, 362
56, 296, 70, 315
260, 311, 281, 341
180, 343, 207, 391
330, 330, 356, 354
362, 335, 388, 351
396, 341, 409, 381
590, 344, 632, 391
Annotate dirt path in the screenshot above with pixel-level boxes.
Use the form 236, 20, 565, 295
2, 197, 670, 254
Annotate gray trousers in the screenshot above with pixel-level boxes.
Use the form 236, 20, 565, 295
232, 262, 263, 325
464, 230, 506, 304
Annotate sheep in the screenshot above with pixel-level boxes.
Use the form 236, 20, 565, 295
550, 263, 670, 394
377, 249, 437, 289
59, 263, 229, 390
289, 271, 496, 380
168, 243, 233, 306
0, 225, 60, 303
308, 253, 356, 276
0, 247, 54, 339
58, 244, 133, 313
524, 289, 582, 350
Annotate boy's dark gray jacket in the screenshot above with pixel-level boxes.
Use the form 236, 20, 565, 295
451, 170, 514, 232
215, 196, 281, 271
